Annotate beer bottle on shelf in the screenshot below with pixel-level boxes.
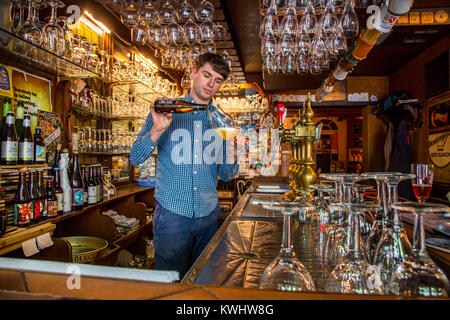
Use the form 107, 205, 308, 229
154, 99, 209, 113
1, 111, 18, 165
71, 149, 84, 210
82, 166, 88, 206
98, 165, 104, 202
18, 114, 34, 165
14, 170, 31, 228
15, 100, 24, 139
95, 165, 102, 203
37, 170, 47, 220
53, 168, 64, 215
0, 97, 12, 134
29, 171, 40, 224
52, 143, 62, 171
46, 179, 58, 218
33, 127, 46, 164
87, 165, 97, 205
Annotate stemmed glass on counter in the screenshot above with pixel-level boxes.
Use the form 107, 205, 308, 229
257, 201, 316, 292
389, 202, 449, 297
411, 164, 434, 203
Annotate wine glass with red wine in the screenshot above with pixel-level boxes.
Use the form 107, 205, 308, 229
411, 164, 433, 203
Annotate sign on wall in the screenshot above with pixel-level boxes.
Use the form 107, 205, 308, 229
428, 93, 449, 168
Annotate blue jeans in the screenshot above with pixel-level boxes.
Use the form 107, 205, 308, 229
152, 201, 220, 280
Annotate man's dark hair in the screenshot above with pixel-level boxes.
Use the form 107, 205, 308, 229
195, 52, 230, 80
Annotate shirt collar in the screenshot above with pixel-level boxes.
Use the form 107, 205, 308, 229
184, 90, 215, 110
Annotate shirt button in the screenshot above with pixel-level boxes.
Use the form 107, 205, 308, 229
194, 187, 197, 190
194, 171, 197, 174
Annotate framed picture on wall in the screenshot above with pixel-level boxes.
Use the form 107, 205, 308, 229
428, 90, 450, 169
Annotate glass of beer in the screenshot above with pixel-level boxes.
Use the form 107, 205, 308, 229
411, 164, 433, 203
208, 104, 238, 141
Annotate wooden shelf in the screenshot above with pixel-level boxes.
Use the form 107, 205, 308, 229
50, 185, 154, 224
0, 164, 50, 170
0, 222, 56, 255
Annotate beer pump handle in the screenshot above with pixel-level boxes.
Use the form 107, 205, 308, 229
275, 104, 287, 127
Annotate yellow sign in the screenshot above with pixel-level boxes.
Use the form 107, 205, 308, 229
421, 12, 434, 24
409, 12, 420, 24
429, 132, 449, 168
0, 64, 13, 98
435, 10, 449, 23
12, 68, 52, 132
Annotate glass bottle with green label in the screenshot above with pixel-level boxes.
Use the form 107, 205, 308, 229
18, 114, 34, 164
15, 100, 24, 139
1, 111, 18, 165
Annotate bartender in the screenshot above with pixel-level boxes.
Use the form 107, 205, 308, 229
130, 53, 239, 279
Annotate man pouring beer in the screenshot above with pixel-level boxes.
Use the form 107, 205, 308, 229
130, 53, 239, 279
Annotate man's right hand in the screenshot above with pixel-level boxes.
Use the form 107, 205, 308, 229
149, 99, 173, 143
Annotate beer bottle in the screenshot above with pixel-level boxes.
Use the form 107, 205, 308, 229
154, 99, 208, 113
29, 171, 40, 224
18, 114, 34, 164
53, 167, 64, 215
98, 165, 104, 202
1, 111, 18, 165
87, 166, 97, 205
37, 170, 47, 220
0, 97, 12, 134
52, 143, 62, 171
81, 166, 88, 206
94, 165, 101, 203
14, 170, 31, 227
71, 150, 84, 210
15, 100, 24, 139
46, 180, 58, 218
33, 127, 46, 164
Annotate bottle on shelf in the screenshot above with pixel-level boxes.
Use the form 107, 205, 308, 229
46, 179, 58, 218
33, 127, 46, 164
37, 170, 47, 219
14, 169, 31, 228
95, 165, 100, 203
154, 99, 209, 113
0, 97, 12, 134
53, 167, 64, 215
18, 114, 34, 165
15, 100, 24, 139
1, 111, 18, 165
29, 170, 40, 224
82, 165, 88, 206
71, 151, 84, 210
98, 165, 104, 202
52, 143, 62, 171
59, 148, 72, 214
87, 165, 97, 205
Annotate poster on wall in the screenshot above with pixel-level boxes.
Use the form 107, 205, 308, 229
428, 93, 449, 168
0, 64, 13, 98
11, 67, 52, 132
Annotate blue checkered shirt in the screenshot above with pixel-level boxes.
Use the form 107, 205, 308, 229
130, 92, 239, 218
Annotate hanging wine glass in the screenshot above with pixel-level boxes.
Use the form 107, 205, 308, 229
318, 0, 339, 37
279, 0, 299, 37
196, 0, 215, 22
12, 0, 28, 33
158, 0, 176, 24
258, 202, 316, 292
200, 20, 216, 43
299, 1, 317, 39
166, 22, 185, 46
140, 1, 158, 25
389, 202, 450, 297
41, 0, 65, 56
325, 202, 384, 295
183, 17, 203, 44
120, 0, 140, 27
340, 0, 359, 38
131, 19, 148, 45
15, 0, 44, 47
259, 2, 279, 38
177, 0, 196, 24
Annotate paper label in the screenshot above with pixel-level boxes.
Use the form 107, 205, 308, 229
14, 202, 31, 226
1, 140, 18, 161
18, 141, 34, 161
22, 238, 40, 257
36, 233, 54, 250
35, 145, 46, 162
